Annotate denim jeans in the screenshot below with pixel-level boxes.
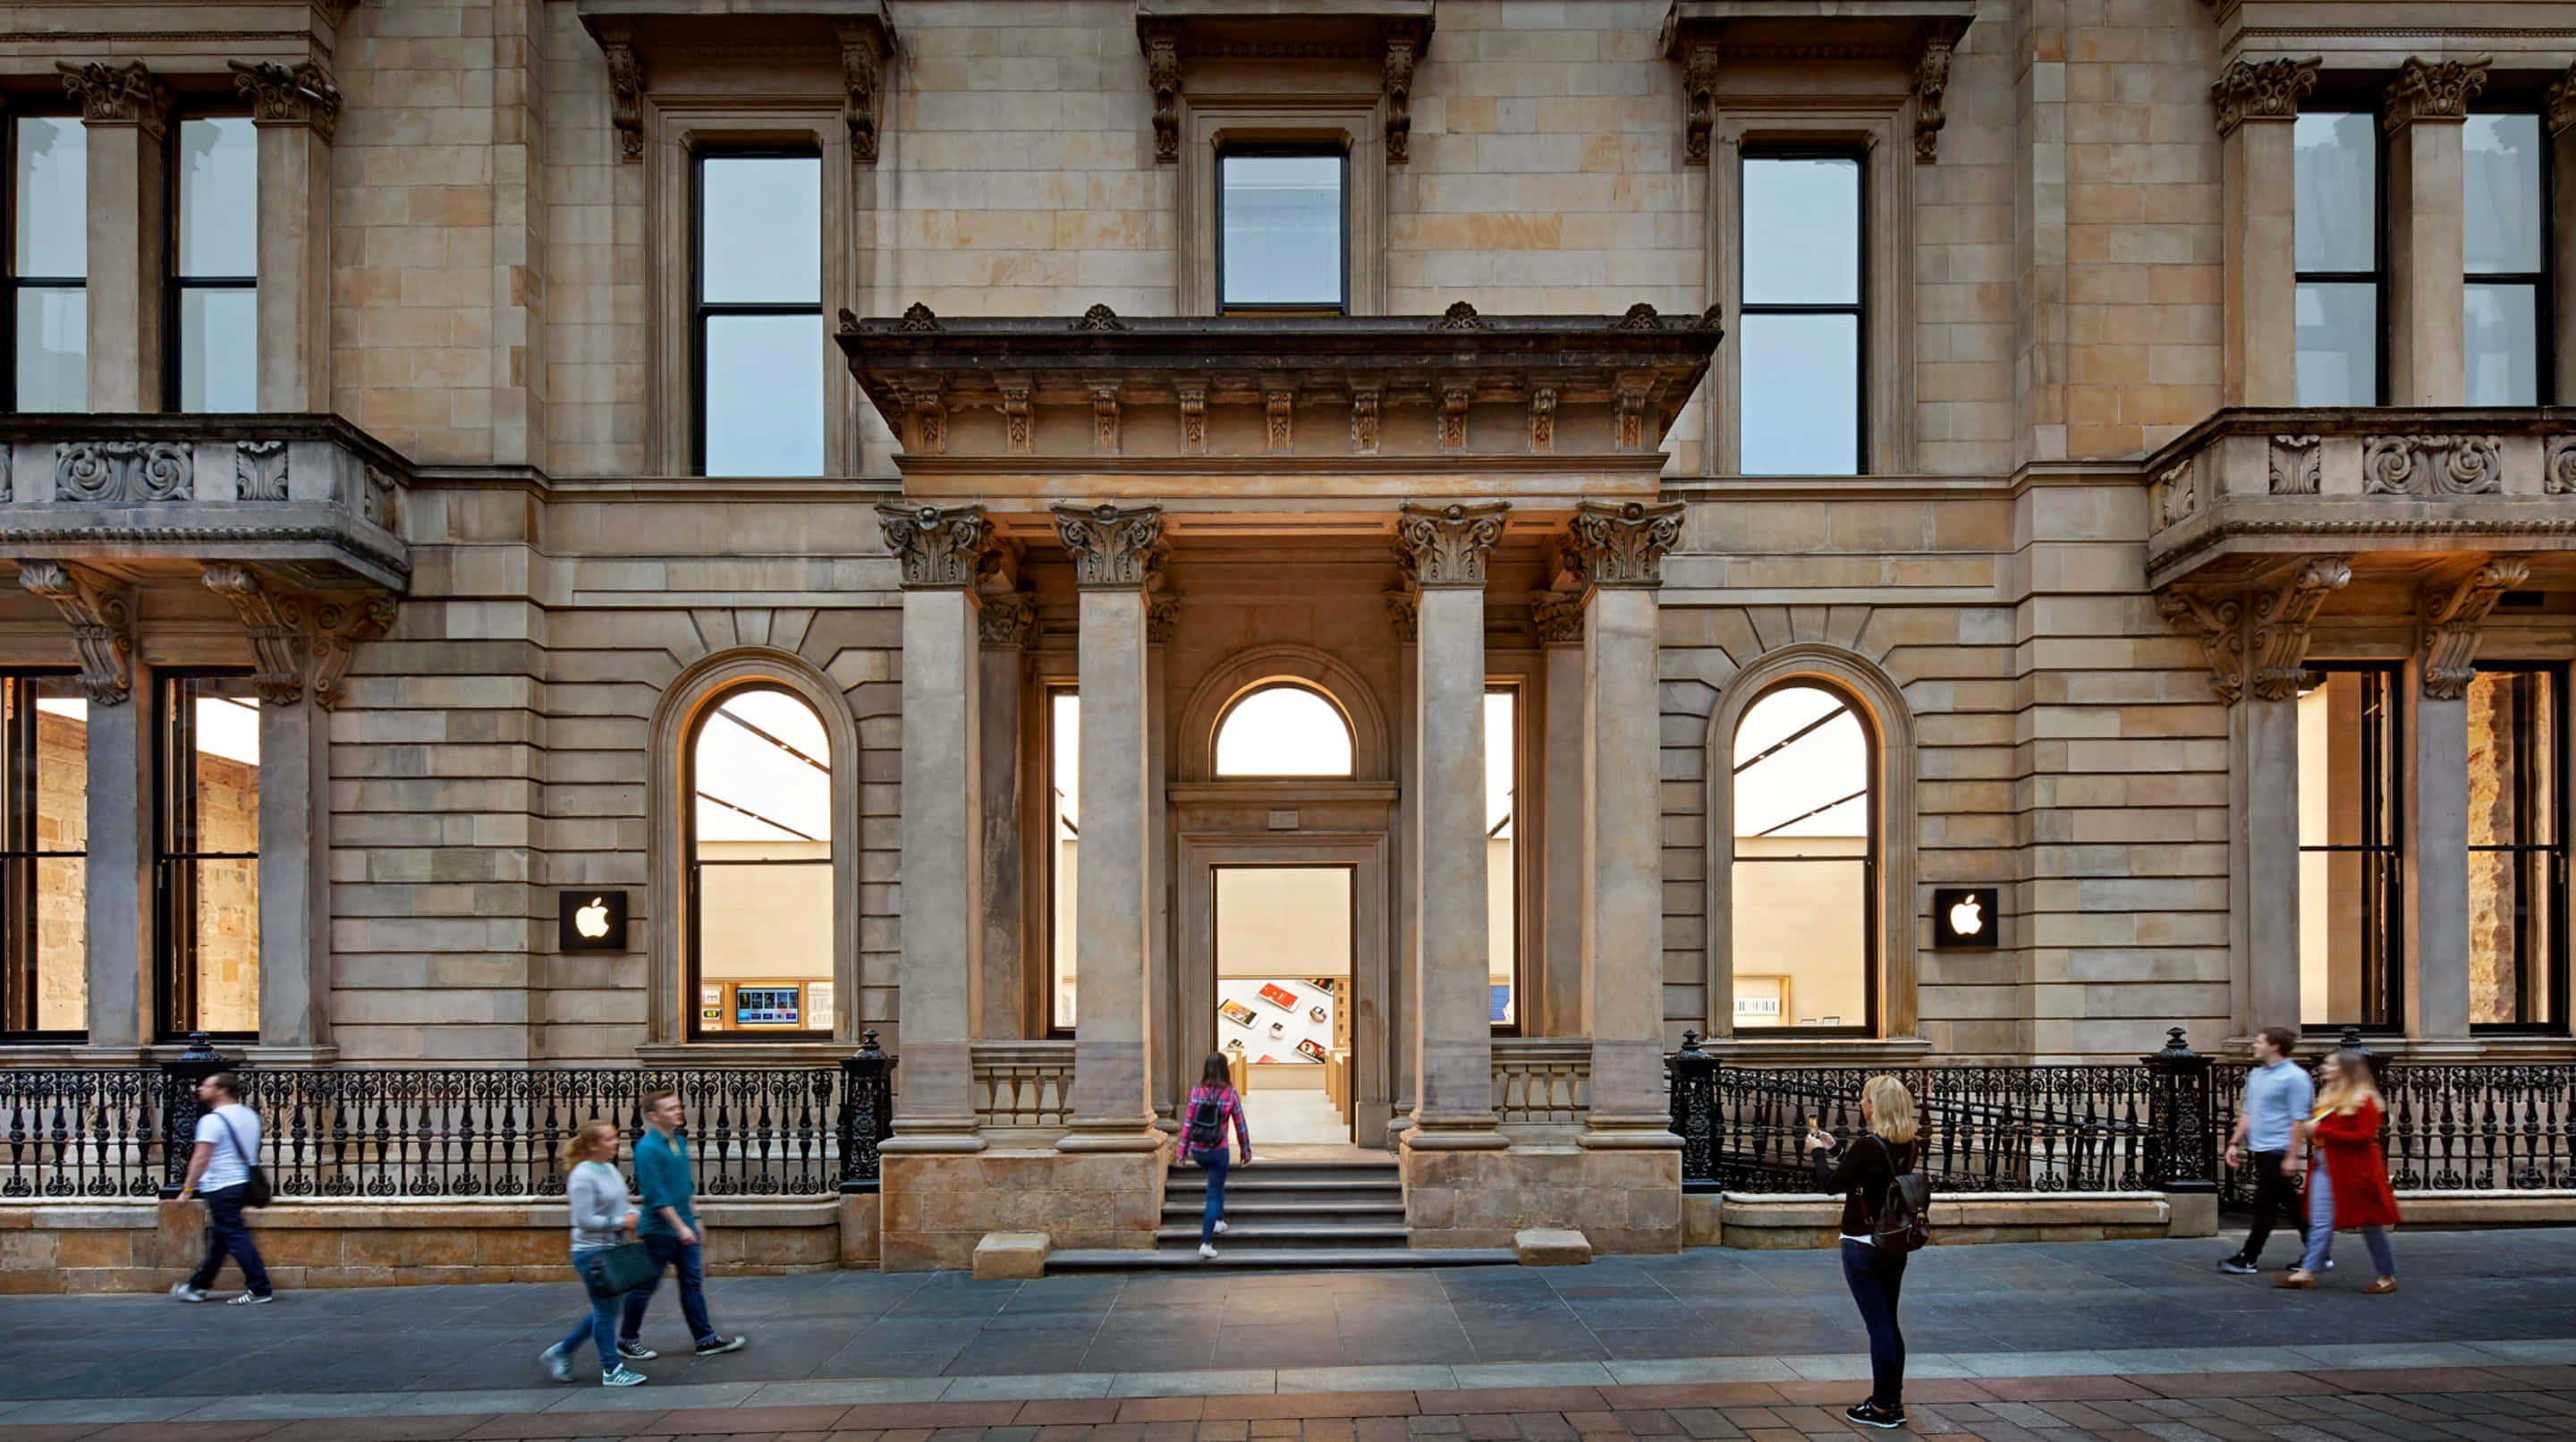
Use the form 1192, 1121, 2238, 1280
1191, 1147, 1229, 1244
555, 1249, 623, 1373
1839, 1239, 1909, 1409
2300, 1163, 2397, 1277
2240, 1149, 2311, 1262
186, 1183, 271, 1297
619, 1231, 718, 1346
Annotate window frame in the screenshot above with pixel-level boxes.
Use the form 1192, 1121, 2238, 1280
2462, 99, 2555, 406
1724, 678, 1880, 1039
1212, 142, 1351, 318
688, 143, 826, 479
2468, 661, 2568, 1034
153, 667, 259, 1044
1211, 682, 1358, 779
682, 681, 836, 1044
2292, 99, 2389, 408
2297, 662, 2406, 1033
1485, 681, 1527, 1036
0, 671, 86, 1042
5, 112, 86, 414
1735, 148, 1869, 477
161, 107, 258, 414
1044, 682, 1077, 1039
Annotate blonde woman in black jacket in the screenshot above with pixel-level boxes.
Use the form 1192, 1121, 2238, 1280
1804, 1075, 1920, 1431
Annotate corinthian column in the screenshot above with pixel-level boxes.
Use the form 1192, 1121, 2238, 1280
1054, 502, 1166, 1151
233, 60, 341, 411
1397, 501, 1509, 1149
2211, 57, 2318, 406
57, 61, 167, 412
1564, 501, 1687, 1149
2386, 58, 2486, 406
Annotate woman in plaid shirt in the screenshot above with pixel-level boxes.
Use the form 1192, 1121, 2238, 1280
1182, 1052, 1252, 1259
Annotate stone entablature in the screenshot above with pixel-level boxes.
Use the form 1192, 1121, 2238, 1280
0, 3, 350, 76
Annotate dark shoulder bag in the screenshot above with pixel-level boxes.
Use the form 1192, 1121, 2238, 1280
585, 1243, 660, 1299
212, 1110, 274, 1209
1870, 1135, 1931, 1255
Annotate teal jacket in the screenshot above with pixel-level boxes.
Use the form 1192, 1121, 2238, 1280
633, 1127, 699, 1238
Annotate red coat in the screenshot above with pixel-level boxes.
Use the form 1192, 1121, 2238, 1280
2305, 1097, 2402, 1230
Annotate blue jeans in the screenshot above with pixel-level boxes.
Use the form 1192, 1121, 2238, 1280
186, 1183, 271, 1297
555, 1249, 622, 1373
619, 1231, 718, 1346
1191, 1147, 1229, 1244
1840, 1239, 1908, 1409
2301, 1163, 2397, 1277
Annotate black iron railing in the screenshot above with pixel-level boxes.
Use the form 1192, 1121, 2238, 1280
0, 1066, 166, 1198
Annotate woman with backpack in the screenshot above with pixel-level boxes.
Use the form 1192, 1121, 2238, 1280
1805, 1074, 1923, 1432
2278, 1048, 2400, 1294
1182, 1051, 1252, 1260
539, 1120, 649, 1387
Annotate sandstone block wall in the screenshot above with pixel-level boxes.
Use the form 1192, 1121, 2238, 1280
879, 1149, 1166, 1273
1401, 1145, 1682, 1255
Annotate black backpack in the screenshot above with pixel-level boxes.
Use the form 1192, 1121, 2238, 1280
1871, 1135, 1929, 1254
1185, 1091, 1227, 1150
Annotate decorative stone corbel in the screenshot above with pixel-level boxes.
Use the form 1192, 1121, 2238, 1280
2210, 55, 2319, 136
1528, 388, 1557, 453
876, 503, 996, 590
2245, 557, 2351, 702
1563, 499, 1687, 590
56, 60, 169, 136
1177, 386, 1207, 456
1148, 591, 1182, 646
904, 386, 948, 455
1350, 386, 1380, 455
1053, 502, 1167, 590
1681, 41, 1720, 165
1091, 385, 1123, 455
18, 561, 134, 707
835, 17, 893, 165
1913, 39, 1952, 164
1613, 373, 1653, 450
1530, 589, 1584, 647
1394, 501, 1509, 588
1001, 382, 1034, 456
594, 22, 645, 163
230, 60, 342, 140
2419, 557, 2531, 700
1438, 384, 1472, 449
1383, 20, 1428, 165
1140, 19, 1183, 165
2157, 586, 2249, 707
1266, 389, 1294, 453
2385, 56, 2490, 131
199, 564, 395, 710
1385, 588, 1419, 643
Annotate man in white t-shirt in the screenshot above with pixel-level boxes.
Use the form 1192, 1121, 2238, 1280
172, 1072, 273, 1304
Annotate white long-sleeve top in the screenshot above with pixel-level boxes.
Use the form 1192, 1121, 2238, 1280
566, 1159, 631, 1251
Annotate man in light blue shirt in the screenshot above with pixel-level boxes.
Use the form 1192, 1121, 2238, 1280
2219, 1026, 2316, 1274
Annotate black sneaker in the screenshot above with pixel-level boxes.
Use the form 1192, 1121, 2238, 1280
693, 1335, 747, 1357
1845, 1401, 1906, 1429
615, 1340, 657, 1361
2218, 1255, 2258, 1275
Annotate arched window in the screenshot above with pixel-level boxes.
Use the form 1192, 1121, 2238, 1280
688, 685, 834, 1038
1214, 683, 1354, 776
1731, 683, 1873, 1031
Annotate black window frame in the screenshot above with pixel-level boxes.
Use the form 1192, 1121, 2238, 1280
2298, 662, 2406, 1033
154, 668, 259, 1044
683, 683, 835, 1043
4, 111, 87, 413
1213, 142, 1351, 318
161, 106, 259, 413
689, 144, 825, 478
1044, 683, 1076, 1039
1727, 679, 1880, 1038
2291, 98, 2389, 407
0, 671, 87, 1042
2468, 661, 2569, 1034
1736, 148, 1869, 476
1486, 681, 1524, 1036
2462, 98, 2555, 405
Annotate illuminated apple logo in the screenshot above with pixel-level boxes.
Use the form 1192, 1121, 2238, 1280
1947, 893, 1983, 937
575, 896, 612, 940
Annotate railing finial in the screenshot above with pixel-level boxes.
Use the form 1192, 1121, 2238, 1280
2154, 1026, 2197, 1061
1679, 1029, 1703, 1055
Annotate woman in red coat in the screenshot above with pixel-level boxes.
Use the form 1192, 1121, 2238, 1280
2278, 1048, 2400, 1293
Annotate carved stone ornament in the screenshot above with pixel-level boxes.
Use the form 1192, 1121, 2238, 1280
1681, 42, 1720, 165
978, 589, 1038, 648
1913, 39, 1953, 164
835, 19, 888, 166
1612, 303, 1664, 332
2549, 437, 2576, 496
1439, 385, 1471, 449
2152, 458, 2197, 530
837, 307, 861, 338
55, 441, 191, 504
1528, 388, 1556, 453
2420, 557, 2532, 700
1178, 386, 1207, 455
1432, 301, 1487, 332
1266, 389, 1294, 452
596, 25, 644, 163
1563, 498, 1686, 590
1092, 385, 1123, 454
200, 564, 396, 710
876, 503, 996, 590
360, 464, 399, 530
2363, 434, 2502, 496
1140, 19, 1183, 165
2385, 56, 2490, 131
2246, 557, 2351, 702
2268, 435, 2321, 496
1383, 20, 1426, 165
1053, 502, 1167, 590
18, 561, 134, 707
1691, 303, 1724, 332
2157, 587, 2248, 707
2210, 55, 2320, 136
55, 60, 169, 135
906, 388, 947, 455
1003, 385, 1035, 456
898, 301, 941, 333
2551, 63, 2576, 138
1394, 500, 1510, 589
1384, 588, 1419, 643
235, 440, 290, 502
1530, 589, 1584, 647
1148, 592, 1182, 646
229, 60, 342, 140
1350, 388, 1380, 454
1072, 303, 1127, 332
1614, 379, 1651, 450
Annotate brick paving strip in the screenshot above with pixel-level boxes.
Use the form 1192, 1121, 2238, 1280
7, 1364, 2576, 1442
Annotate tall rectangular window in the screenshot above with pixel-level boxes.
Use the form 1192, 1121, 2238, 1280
1048, 687, 1078, 1035
2464, 111, 2548, 405
156, 674, 259, 1039
0, 676, 86, 1039
11, 116, 86, 411
2469, 665, 2564, 1030
2298, 666, 2402, 1028
693, 150, 822, 477
1740, 155, 1862, 475
1217, 149, 1346, 315
170, 115, 258, 412
2293, 112, 2381, 405
1486, 686, 1518, 1031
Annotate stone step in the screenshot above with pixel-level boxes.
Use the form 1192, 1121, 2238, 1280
1153, 1221, 1411, 1246
1159, 1200, 1406, 1220
1047, 1245, 1518, 1273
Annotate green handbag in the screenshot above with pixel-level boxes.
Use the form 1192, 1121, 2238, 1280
582, 1243, 660, 1300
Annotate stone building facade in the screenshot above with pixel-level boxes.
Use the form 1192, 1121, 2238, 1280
4, 0, 2576, 1263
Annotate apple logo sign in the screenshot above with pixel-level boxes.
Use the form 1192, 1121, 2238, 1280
559, 890, 627, 951
575, 897, 612, 939
1932, 887, 1996, 949
1947, 893, 1981, 936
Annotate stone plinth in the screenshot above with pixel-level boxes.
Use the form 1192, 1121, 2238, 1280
1715, 1192, 2177, 1250
880, 1147, 1165, 1273
1513, 1227, 1591, 1267
973, 1231, 1050, 1279
1401, 1143, 1681, 1254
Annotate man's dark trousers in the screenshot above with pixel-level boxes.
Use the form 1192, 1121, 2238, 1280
2240, 1149, 2310, 1262
619, 1231, 716, 1346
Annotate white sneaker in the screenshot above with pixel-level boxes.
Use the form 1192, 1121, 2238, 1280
1214, 1220, 1228, 1234
169, 1282, 209, 1303
226, 1292, 274, 1306
540, 1344, 574, 1383
1199, 1243, 1218, 1260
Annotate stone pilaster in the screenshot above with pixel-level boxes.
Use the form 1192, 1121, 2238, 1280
877, 503, 995, 1149
1395, 501, 1509, 1149
1532, 586, 1585, 1039
1147, 590, 1177, 1127
20, 563, 143, 1056
976, 588, 1034, 1043
2409, 558, 2528, 1048
2211, 57, 2318, 406
57, 61, 167, 413
2386, 58, 2486, 406
1053, 503, 1165, 1151
233, 60, 340, 412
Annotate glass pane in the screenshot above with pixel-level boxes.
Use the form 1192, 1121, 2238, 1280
4, 682, 86, 1034
14, 116, 85, 277
179, 286, 258, 412
1051, 691, 1079, 1031
695, 861, 833, 1032
176, 117, 257, 278
1740, 313, 1860, 475
2465, 282, 2539, 406
1220, 153, 1343, 309
2465, 113, 2544, 276
35, 856, 85, 1031
1216, 686, 1352, 776
193, 855, 259, 1033
1487, 690, 1515, 1027
174, 680, 260, 853
699, 156, 820, 305
1742, 157, 1860, 305
702, 312, 824, 476
1215, 869, 1352, 1098
693, 688, 832, 847
1731, 858, 1866, 1028
2470, 669, 2557, 847
2294, 112, 2376, 275
2469, 849, 2556, 1027
14, 286, 83, 411
2297, 671, 2400, 1028
2296, 282, 2377, 406
1736, 684, 1868, 851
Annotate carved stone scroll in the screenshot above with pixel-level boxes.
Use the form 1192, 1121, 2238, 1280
1178, 386, 1207, 456
835, 18, 889, 166
236, 440, 290, 502
1385, 588, 1419, 643
1383, 20, 1427, 165
876, 503, 995, 590
2211, 55, 2320, 136
2246, 557, 2351, 702
1394, 501, 1509, 589
19, 561, 134, 706
1091, 385, 1123, 454
2548, 437, 2576, 496
2385, 56, 2490, 131
1530, 589, 1584, 647
596, 24, 644, 163
1002, 385, 1034, 456
1563, 498, 1686, 590
200, 564, 396, 710
2552, 62, 2576, 138
1681, 42, 1719, 164
2420, 557, 2531, 700
2268, 435, 2320, 496
55, 441, 191, 504
1148, 592, 1182, 646
2363, 434, 2502, 496
231, 60, 342, 140
56, 60, 169, 135
1913, 39, 1952, 163
1140, 20, 1182, 165
2152, 458, 2197, 529
2157, 587, 2249, 708
977, 589, 1038, 648
1053, 502, 1166, 590
1438, 386, 1470, 449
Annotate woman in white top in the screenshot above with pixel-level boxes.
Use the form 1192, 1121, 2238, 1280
540, 1121, 648, 1387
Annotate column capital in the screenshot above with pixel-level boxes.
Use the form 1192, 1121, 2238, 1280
2550, 62, 2576, 137
200, 564, 395, 709
1530, 589, 1584, 647
2385, 55, 2489, 132
1385, 587, 1419, 643
17, 560, 133, 707
1394, 500, 1509, 588
1148, 591, 1181, 645
1563, 498, 1686, 590
230, 59, 343, 140
976, 588, 1038, 648
2156, 556, 2351, 706
877, 503, 997, 589
2420, 556, 2531, 700
2210, 55, 2319, 136
1052, 502, 1167, 590
55, 59, 169, 136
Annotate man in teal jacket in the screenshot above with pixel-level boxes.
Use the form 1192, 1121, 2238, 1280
614, 1090, 748, 1360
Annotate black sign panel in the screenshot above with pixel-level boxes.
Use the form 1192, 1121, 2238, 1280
1931, 887, 1998, 949
559, 890, 629, 952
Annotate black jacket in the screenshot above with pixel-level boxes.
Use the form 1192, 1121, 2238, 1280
1813, 1134, 1917, 1237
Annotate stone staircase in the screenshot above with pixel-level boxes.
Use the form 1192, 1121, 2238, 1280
1045, 1158, 1518, 1271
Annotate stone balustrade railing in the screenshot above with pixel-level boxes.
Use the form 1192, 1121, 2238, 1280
1492, 1037, 1591, 1128
970, 1040, 1076, 1132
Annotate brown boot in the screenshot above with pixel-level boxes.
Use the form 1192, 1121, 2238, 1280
2275, 1269, 2316, 1289
2365, 1276, 2398, 1294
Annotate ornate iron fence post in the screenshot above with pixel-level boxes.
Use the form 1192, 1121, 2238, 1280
1668, 1030, 1718, 1184
2143, 1027, 2217, 1227
838, 1030, 896, 1192
157, 1032, 236, 1197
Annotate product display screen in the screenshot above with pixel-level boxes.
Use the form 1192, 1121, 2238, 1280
735, 987, 801, 1025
